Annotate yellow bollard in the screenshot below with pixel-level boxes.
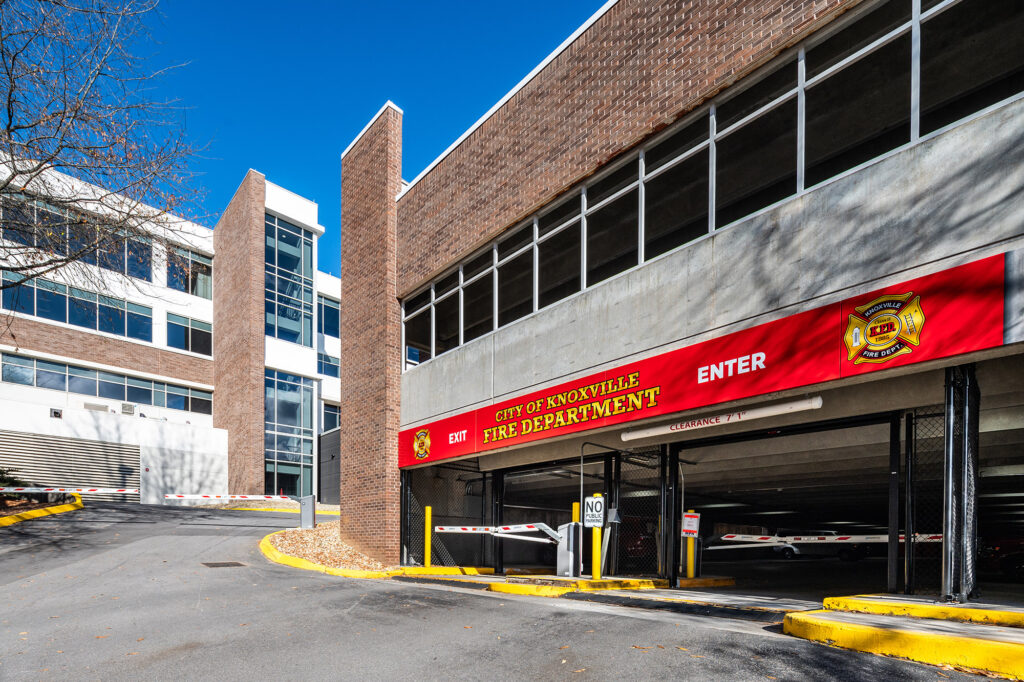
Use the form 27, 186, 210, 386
686, 508, 696, 579
592, 493, 602, 581
572, 501, 580, 523
424, 505, 432, 568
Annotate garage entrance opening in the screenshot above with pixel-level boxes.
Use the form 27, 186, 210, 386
676, 413, 901, 600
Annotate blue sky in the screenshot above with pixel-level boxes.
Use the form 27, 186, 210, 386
146, 1, 609, 275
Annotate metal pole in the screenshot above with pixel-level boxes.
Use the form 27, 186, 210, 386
686, 509, 697, 579
592, 493, 603, 580
904, 412, 916, 595
888, 413, 901, 593
424, 505, 432, 569
941, 368, 957, 600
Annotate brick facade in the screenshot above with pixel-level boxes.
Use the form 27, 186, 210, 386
213, 170, 267, 495
0, 316, 213, 385
395, 0, 863, 296
339, 106, 403, 563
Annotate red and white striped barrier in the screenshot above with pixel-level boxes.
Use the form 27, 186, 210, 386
164, 494, 290, 501
0, 487, 139, 494
719, 533, 942, 544
436, 522, 562, 543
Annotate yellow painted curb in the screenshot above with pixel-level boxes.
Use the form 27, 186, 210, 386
0, 494, 83, 527
489, 582, 574, 597
575, 578, 668, 591
784, 610, 1024, 679
677, 576, 736, 588
824, 595, 1024, 629
223, 507, 341, 515
401, 566, 495, 576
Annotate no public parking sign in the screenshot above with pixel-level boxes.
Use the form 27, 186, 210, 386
584, 495, 605, 528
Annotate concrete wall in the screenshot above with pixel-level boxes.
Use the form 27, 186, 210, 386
0, 396, 228, 504
402, 97, 1024, 428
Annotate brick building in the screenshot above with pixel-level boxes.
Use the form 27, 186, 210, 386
339, 0, 1024, 600
0, 170, 344, 504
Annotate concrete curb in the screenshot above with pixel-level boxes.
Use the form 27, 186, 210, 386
562, 592, 789, 623
784, 610, 1024, 679
824, 595, 1024, 628
0, 494, 83, 527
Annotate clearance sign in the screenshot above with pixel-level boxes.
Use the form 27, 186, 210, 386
399, 255, 1005, 467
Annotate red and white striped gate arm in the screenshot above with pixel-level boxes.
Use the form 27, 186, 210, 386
164, 494, 291, 500
0, 487, 139, 494
719, 533, 942, 544
436, 522, 562, 543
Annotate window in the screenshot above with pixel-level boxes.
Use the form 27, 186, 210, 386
920, 0, 1024, 135
1, 272, 152, 342
167, 313, 212, 356
1, 354, 34, 385
264, 369, 314, 496
168, 248, 213, 299
586, 188, 638, 286
35, 280, 67, 323
399, 0, 1024, 369
317, 352, 340, 378
1, 271, 34, 315
644, 149, 709, 259
323, 403, 340, 432
0, 353, 209, 413
806, 32, 911, 186
265, 214, 314, 347
317, 295, 340, 338
715, 97, 798, 227
126, 303, 153, 342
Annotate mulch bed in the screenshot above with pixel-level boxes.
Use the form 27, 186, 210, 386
270, 520, 397, 572
0, 499, 52, 517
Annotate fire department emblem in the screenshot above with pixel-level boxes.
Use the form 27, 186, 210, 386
844, 292, 925, 364
413, 429, 431, 460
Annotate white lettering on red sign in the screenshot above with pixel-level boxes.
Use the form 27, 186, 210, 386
697, 352, 766, 384
448, 429, 468, 445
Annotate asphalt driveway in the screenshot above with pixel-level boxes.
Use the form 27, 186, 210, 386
0, 504, 978, 680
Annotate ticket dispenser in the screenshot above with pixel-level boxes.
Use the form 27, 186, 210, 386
557, 522, 583, 577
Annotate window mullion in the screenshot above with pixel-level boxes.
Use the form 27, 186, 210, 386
580, 189, 588, 290
429, 283, 435, 361
532, 217, 539, 314
910, 0, 921, 142
458, 265, 464, 346
708, 106, 717, 232
797, 47, 806, 194
491, 244, 498, 332
637, 152, 645, 264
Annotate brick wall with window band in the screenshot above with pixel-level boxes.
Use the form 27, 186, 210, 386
265, 213, 314, 347
0, 196, 153, 282
1, 352, 212, 414
2, 271, 154, 342
399, 0, 1024, 369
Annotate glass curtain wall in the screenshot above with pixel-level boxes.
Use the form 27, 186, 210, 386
265, 214, 314, 347
264, 369, 314, 496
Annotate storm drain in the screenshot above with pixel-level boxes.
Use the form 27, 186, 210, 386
201, 561, 246, 568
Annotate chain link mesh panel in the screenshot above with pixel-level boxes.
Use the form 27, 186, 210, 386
910, 407, 945, 594
615, 448, 663, 577
404, 463, 490, 567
